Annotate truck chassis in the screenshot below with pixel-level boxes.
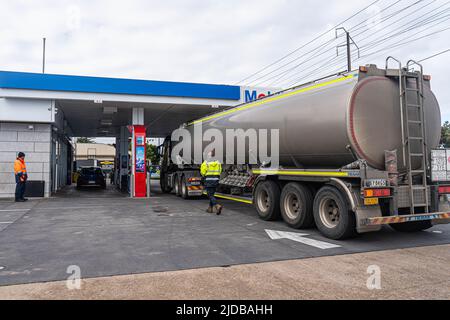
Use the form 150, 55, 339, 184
160, 161, 450, 240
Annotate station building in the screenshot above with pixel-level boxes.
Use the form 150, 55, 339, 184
0, 70, 274, 198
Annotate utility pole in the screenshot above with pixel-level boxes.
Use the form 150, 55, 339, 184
335, 28, 360, 72
346, 31, 351, 71
42, 37, 46, 73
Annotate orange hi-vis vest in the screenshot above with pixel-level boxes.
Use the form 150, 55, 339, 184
14, 159, 27, 176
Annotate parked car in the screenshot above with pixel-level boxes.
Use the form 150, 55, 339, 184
76, 167, 106, 189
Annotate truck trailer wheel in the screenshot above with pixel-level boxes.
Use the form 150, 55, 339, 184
313, 186, 356, 240
181, 176, 189, 199
390, 220, 432, 232
280, 183, 314, 229
254, 180, 281, 221
174, 175, 181, 197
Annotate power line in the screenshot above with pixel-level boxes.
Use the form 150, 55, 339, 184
349, 0, 408, 33
245, 0, 450, 89
287, 23, 450, 87
247, 36, 340, 86
235, 0, 383, 84
353, 1, 449, 48
350, 0, 427, 34
419, 48, 450, 61
358, 25, 450, 59
281, 54, 342, 87
252, 39, 340, 87
247, 0, 418, 87
280, 1, 450, 87
273, 0, 434, 87
258, 0, 409, 87
357, 8, 450, 52
291, 46, 450, 88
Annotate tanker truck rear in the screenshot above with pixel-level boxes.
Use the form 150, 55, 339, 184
159, 58, 450, 240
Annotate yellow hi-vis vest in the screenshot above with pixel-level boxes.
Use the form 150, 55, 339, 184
201, 161, 222, 177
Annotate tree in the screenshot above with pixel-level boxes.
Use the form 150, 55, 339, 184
77, 137, 95, 144
441, 121, 450, 148
147, 143, 160, 165
128, 142, 161, 165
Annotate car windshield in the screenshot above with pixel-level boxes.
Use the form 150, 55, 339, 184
81, 168, 102, 175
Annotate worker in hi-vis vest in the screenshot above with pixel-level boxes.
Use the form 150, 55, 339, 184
14, 152, 28, 202
201, 152, 223, 215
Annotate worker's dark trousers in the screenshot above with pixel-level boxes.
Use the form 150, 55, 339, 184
206, 187, 218, 207
15, 176, 26, 201
204, 177, 220, 207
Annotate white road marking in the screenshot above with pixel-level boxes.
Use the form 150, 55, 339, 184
33, 204, 150, 210
34, 206, 111, 210
0, 222, 14, 224
0, 209, 30, 212
432, 231, 443, 234
265, 229, 341, 250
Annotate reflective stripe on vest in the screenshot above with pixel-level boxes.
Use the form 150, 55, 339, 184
205, 161, 222, 176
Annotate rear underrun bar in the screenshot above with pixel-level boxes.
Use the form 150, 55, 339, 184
363, 212, 450, 226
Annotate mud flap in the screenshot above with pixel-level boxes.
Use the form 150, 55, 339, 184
355, 206, 383, 233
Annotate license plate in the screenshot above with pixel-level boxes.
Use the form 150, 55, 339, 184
364, 198, 379, 206
89, 181, 96, 184
366, 179, 387, 188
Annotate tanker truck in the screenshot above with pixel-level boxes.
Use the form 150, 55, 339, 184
159, 58, 450, 240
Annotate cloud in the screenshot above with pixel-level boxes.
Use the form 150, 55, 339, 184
0, 0, 449, 121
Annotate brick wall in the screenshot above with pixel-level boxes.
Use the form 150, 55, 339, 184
0, 122, 51, 198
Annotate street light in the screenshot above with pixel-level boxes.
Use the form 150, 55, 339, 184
42, 37, 46, 73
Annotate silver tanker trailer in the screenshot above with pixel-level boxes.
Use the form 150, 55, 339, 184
159, 58, 450, 240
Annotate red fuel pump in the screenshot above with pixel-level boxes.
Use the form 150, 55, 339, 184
131, 125, 147, 198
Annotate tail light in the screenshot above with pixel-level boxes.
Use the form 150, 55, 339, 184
438, 186, 450, 194
188, 177, 202, 182
364, 188, 391, 198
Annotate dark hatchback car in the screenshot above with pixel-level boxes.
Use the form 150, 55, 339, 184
76, 167, 106, 189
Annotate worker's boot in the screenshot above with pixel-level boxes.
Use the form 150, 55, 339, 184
215, 204, 223, 215
206, 206, 213, 214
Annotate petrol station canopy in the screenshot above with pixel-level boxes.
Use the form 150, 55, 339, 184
0, 70, 267, 138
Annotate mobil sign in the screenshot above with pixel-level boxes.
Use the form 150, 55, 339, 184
241, 87, 280, 103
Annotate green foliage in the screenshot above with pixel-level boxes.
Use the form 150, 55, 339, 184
127, 141, 161, 165
147, 143, 160, 165
76, 137, 95, 144
441, 121, 450, 148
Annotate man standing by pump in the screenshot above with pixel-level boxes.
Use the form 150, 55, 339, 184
14, 152, 28, 202
201, 152, 223, 215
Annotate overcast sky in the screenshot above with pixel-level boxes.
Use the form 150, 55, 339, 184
1, 0, 449, 129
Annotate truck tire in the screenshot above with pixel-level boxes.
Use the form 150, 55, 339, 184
254, 180, 281, 221
181, 176, 189, 199
390, 220, 432, 232
280, 183, 314, 229
313, 186, 356, 240
174, 175, 181, 197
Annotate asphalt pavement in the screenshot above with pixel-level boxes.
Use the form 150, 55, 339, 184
0, 182, 449, 286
